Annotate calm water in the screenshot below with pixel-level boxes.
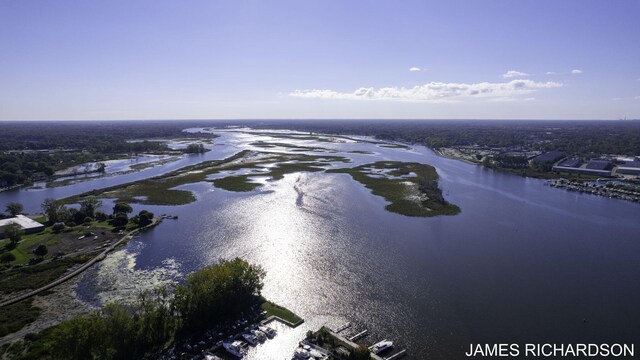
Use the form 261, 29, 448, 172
4, 129, 640, 359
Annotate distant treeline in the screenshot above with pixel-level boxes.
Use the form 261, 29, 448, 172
0, 121, 213, 151
236, 119, 640, 156
0, 121, 218, 186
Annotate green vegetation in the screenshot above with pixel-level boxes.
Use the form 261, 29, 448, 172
184, 143, 207, 154
3, 223, 23, 248
212, 175, 262, 192
10, 258, 270, 360
250, 141, 337, 153
328, 161, 460, 217
0, 121, 218, 187
5, 202, 24, 217
0, 256, 89, 294
0, 299, 41, 338
261, 301, 302, 325
305, 326, 371, 360
63, 150, 349, 204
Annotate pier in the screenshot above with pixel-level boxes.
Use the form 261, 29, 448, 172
349, 330, 368, 341
385, 349, 407, 359
335, 322, 351, 333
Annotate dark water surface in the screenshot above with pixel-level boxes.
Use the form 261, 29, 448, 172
3, 129, 639, 359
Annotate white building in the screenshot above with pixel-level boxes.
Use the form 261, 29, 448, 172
0, 215, 45, 238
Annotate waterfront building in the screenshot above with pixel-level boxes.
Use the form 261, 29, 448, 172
0, 215, 45, 238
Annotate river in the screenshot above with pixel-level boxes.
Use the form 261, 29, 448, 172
2, 128, 639, 359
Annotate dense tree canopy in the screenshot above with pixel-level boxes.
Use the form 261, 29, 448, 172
31, 258, 265, 360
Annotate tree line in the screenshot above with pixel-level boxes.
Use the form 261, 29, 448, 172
17, 258, 265, 360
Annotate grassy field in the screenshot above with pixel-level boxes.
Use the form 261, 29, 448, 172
1, 220, 117, 266
328, 161, 460, 217
261, 301, 302, 325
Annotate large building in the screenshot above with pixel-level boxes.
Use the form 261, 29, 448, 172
0, 215, 45, 238
531, 151, 565, 164
616, 161, 640, 176
552, 159, 613, 177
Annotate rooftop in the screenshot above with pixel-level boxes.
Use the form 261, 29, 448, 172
558, 158, 581, 168
532, 151, 564, 163
586, 160, 613, 171
0, 215, 45, 231
620, 161, 640, 169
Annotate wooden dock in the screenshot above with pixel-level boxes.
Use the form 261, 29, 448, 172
385, 349, 407, 360
348, 330, 368, 341
335, 322, 351, 333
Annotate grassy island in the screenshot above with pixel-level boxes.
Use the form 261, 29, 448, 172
64, 150, 350, 205
328, 161, 460, 217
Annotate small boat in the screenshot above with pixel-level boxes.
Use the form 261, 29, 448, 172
369, 340, 393, 354
251, 329, 267, 342
242, 332, 258, 345
293, 348, 311, 359
258, 325, 277, 338
223, 341, 246, 358
203, 352, 223, 360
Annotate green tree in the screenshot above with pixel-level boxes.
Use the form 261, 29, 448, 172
349, 344, 372, 360
33, 244, 48, 259
0, 252, 16, 264
112, 212, 129, 227
137, 210, 154, 227
174, 258, 265, 334
79, 198, 102, 218
112, 202, 132, 216
185, 143, 206, 154
3, 223, 23, 247
5, 202, 23, 217
41, 198, 63, 224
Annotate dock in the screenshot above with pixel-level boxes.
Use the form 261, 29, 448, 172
335, 322, 351, 333
385, 349, 407, 360
348, 330, 368, 341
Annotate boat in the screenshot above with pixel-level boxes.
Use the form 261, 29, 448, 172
250, 329, 267, 342
203, 352, 223, 360
258, 325, 277, 338
293, 347, 311, 359
369, 340, 393, 354
223, 341, 246, 358
242, 332, 258, 345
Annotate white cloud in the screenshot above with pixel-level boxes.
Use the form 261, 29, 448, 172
635, 95, 640, 100
290, 80, 562, 102
571, 69, 583, 74
503, 70, 530, 78
545, 71, 557, 75
409, 67, 421, 72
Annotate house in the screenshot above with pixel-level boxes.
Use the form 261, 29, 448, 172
0, 215, 45, 238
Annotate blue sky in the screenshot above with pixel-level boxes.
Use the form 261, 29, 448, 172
0, 0, 638, 120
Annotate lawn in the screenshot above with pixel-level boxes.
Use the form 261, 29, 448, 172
261, 301, 302, 325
